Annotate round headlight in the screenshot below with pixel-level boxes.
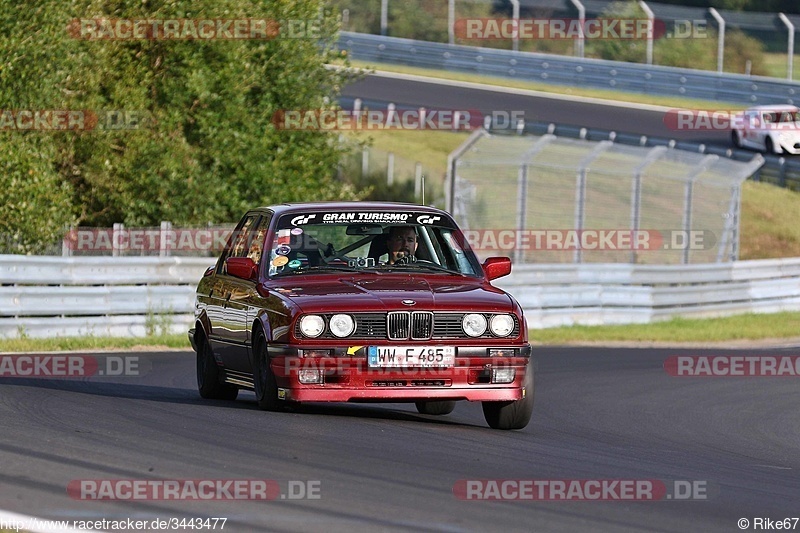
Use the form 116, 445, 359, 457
462, 313, 488, 337
299, 315, 325, 338
329, 314, 355, 338
490, 314, 515, 337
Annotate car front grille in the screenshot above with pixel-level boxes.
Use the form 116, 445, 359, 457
387, 311, 434, 340
295, 312, 519, 340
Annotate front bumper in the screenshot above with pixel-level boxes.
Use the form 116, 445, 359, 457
777, 136, 800, 154
266, 344, 532, 403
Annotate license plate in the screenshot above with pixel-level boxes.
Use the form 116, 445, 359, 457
368, 346, 455, 368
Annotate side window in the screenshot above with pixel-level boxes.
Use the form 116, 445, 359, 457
218, 214, 258, 274
244, 215, 271, 266
230, 216, 258, 258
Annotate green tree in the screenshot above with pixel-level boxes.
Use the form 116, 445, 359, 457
0, 0, 361, 252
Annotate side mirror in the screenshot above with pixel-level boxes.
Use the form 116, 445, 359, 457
482, 257, 512, 281
226, 257, 257, 280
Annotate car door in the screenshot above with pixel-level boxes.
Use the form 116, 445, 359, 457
222, 214, 271, 372
207, 213, 259, 370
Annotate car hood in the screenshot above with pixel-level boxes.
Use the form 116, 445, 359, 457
264, 274, 513, 313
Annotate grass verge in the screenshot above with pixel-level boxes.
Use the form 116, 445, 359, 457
0, 334, 190, 353
2, 313, 800, 352
531, 312, 800, 344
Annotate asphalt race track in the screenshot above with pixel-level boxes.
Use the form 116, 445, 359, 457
340, 74, 732, 146
2, 346, 799, 532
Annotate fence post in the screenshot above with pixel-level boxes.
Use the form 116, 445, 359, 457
779, 13, 795, 80
509, 0, 520, 52
516, 163, 528, 264
362, 146, 369, 177
569, 0, 585, 58
709, 8, 725, 73
112, 223, 123, 257
415, 163, 423, 199
62, 226, 72, 257
381, 0, 388, 36
639, 1, 654, 65
160, 221, 172, 257
448, 0, 455, 45
779, 157, 787, 187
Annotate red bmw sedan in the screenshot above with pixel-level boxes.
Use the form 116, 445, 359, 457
189, 202, 533, 430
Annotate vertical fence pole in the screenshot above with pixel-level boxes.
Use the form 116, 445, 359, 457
682, 181, 693, 265
639, 1, 654, 65
779, 13, 795, 80
516, 163, 528, 264
509, 0, 520, 52
112, 223, 123, 257
569, 0, 586, 58
160, 221, 172, 257
381, 0, 388, 36
573, 169, 586, 264
415, 163, 423, 199
709, 8, 725, 73
448, 0, 455, 45
362, 146, 369, 177
62, 227, 72, 257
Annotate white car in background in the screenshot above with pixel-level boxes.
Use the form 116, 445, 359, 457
731, 105, 800, 155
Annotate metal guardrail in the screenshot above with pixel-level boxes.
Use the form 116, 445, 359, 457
338, 31, 800, 106
0, 256, 213, 339
497, 258, 800, 327
1, 255, 799, 337
504, 121, 800, 190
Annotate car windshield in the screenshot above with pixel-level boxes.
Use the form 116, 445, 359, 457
266, 210, 482, 278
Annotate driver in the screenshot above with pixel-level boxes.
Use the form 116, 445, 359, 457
387, 225, 418, 264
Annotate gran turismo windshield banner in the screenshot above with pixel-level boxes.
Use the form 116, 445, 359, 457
279, 211, 456, 228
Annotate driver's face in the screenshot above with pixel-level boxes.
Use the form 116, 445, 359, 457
388, 227, 418, 263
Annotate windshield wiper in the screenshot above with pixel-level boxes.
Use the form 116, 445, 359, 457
276, 265, 362, 276
383, 262, 464, 275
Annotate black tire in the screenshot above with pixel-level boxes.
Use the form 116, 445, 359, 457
765, 136, 777, 154
731, 130, 742, 148
415, 400, 456, 415
252, 333, 284, 411
196, 333, 238, 401
482, 364, 534, 430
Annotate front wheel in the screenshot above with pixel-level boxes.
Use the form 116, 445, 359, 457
197, 334, 238, 401
482, 365, 534, 430
415, 400, 456, 415
253, 333, 285, 411
765, 136, 778, 154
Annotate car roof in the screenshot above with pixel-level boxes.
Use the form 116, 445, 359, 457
255, 201, 452, 217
